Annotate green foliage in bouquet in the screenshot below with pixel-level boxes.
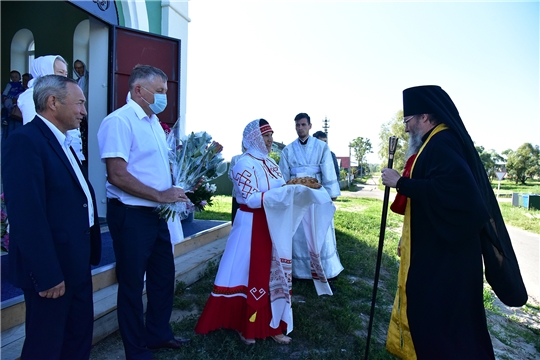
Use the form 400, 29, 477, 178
187, 183, 217, 212
157, 123, 227, 222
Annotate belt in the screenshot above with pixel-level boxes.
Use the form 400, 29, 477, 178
290, 165, 321, 175
239, 204, 263, 214
108, 198, 156, 212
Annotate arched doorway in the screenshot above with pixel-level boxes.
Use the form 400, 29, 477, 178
10, 28, 34, 74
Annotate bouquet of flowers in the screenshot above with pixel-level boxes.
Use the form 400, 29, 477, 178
1, 193, 9, 252
186, 183, 217, 212
158, 121, 227, 221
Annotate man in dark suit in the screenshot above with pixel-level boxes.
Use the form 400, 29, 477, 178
2, 75, 101, 359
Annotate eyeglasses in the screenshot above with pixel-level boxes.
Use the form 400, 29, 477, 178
403, 116, 415, 125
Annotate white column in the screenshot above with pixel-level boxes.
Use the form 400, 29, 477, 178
161, 0, 190, 136
87, 17, 110, 217
123, 0, 150, 32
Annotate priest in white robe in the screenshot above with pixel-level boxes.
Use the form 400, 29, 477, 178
279, 112, 344, 280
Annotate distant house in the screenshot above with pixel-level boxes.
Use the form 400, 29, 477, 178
338, 156, 351, 169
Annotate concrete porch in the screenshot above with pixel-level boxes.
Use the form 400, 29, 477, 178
0, 220, 230, 360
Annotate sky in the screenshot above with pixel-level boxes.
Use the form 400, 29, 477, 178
185, 0, 539, 163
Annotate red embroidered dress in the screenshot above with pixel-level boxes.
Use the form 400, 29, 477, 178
195, 120, 287, 339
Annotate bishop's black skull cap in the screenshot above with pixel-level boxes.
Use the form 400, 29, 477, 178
403, 85, 458, 118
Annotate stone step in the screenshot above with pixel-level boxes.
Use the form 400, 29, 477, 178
0, 222, 229, 360
91, 235, 228, 346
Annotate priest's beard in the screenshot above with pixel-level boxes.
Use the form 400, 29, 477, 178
406, 132, 423, 159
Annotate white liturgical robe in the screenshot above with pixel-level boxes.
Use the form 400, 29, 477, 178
280, 136, 344, 279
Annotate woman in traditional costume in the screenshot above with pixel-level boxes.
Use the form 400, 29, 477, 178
195, 119, 291, 345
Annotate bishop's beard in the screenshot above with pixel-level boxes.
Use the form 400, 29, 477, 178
406, 132, 423, 160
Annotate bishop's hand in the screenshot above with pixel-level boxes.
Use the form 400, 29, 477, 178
381, 168, 401, 188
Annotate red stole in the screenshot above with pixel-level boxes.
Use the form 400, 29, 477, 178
390, 154, 417, 215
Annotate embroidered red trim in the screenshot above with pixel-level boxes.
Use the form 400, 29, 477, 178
212, 284, 248, 296
260, 124, 273, 135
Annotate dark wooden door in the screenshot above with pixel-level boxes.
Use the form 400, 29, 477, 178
110, 26, 181, 125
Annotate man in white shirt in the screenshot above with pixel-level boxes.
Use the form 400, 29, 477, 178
279, 113, 344, 281
2, 75, 101, 359
98, 65, 189, 360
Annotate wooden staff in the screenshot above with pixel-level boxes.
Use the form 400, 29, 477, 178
364, 136, 398, 360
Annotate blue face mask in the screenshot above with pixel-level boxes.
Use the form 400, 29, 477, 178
141, 86, 167, 114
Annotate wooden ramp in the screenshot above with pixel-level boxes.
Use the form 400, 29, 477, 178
0, 221, 230, 360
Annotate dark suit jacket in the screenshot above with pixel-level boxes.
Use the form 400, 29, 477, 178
330, 151, 340, 180
2, 116, 101, 292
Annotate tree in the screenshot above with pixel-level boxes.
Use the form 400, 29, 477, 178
368, 163, 380, 173
505, 143, 540, 184
490, 150, 506, 170
378, 110, 409, 172
268, 151, 280, 164
501, 148, 513, 157
475, 146, 504, 179
349, 137, 372, 177
476, 145, 494, 177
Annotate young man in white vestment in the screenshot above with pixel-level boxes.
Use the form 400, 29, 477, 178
279, 113, 344, 281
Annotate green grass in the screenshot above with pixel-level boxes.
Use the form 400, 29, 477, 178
371, 174, 540, 200
161, 196, 402, 359
483, 285, 501, 315
355, 175, 540, 234
156, 195, 539, 360
194, 195, 233, 221
498, 203, 540, 234
491, 179, 540, 195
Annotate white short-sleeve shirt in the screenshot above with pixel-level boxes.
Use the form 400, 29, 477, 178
97, 99, 171, 207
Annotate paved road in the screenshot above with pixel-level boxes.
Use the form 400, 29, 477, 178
507, 226, 539, 304
341, 177, 540, 304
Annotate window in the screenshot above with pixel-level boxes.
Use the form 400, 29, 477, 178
27, 41, 35, 71
11, 29, 34, 74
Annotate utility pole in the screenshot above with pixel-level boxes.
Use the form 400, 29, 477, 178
348, 145, 352, 188
322, 116, 330, 137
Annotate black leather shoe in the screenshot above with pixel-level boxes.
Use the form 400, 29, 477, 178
148, 336, 191, 350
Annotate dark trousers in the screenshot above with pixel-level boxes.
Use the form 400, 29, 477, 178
22, 274, 93, 360
107, 200, 175, 360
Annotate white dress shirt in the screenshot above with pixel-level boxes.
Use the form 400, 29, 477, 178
97, 98, 172, 207
39, 115, 94, 227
